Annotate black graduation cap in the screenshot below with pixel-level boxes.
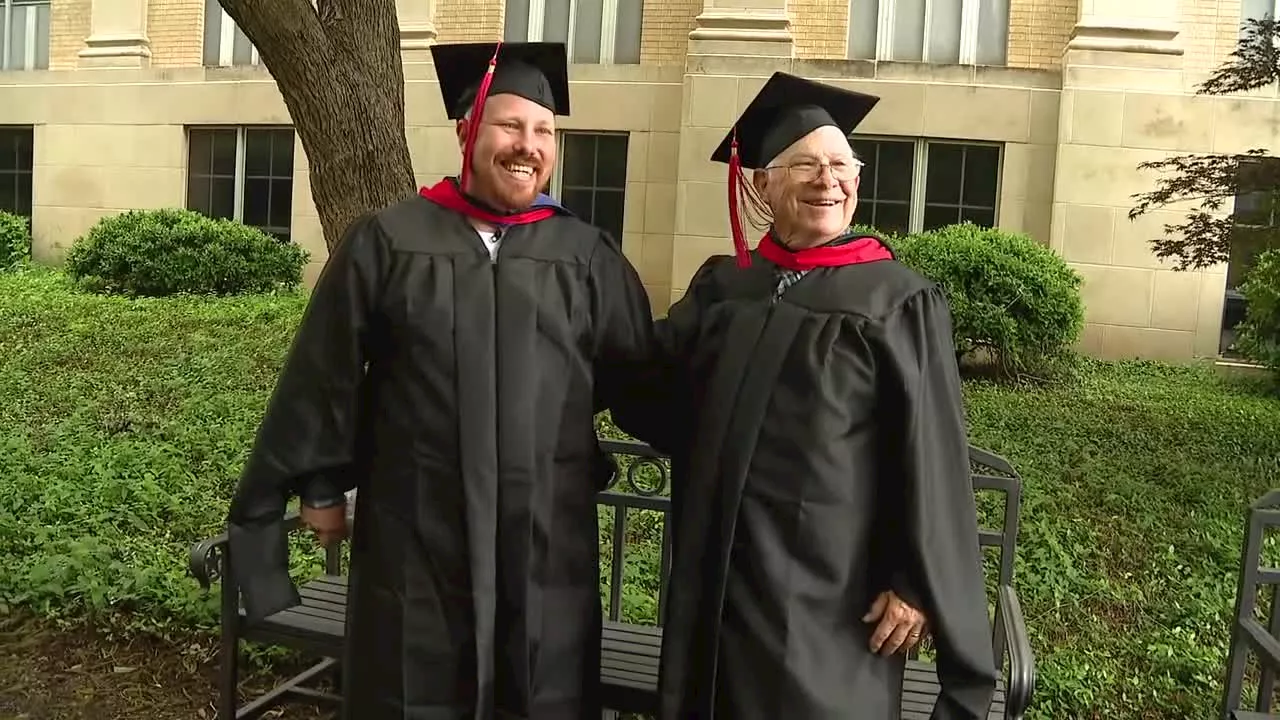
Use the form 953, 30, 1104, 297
431, 41, 571, 119
710, 72, 880, 169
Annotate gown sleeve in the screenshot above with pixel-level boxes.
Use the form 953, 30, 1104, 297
586, 232, 657, 414
226, 212, 392, 623
868, 284, 999, 720
607, 255, 727, 456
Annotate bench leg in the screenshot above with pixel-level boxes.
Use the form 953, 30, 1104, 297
236, 657, 341, 719
219, 619, 239, 720
218, 569, 241, 720
329, 660, 344, 695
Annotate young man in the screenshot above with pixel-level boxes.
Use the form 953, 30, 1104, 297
226, 41, 656, 720
613, 72, 998, 719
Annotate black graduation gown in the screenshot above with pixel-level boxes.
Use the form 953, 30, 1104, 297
225, 194, 655, 720
612, 246, 998, 720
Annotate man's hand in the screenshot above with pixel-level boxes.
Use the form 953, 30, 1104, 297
863, 590, 927, 656
301, 502, 348, 547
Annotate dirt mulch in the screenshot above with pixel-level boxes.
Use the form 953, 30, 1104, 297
0, 612, 336, 720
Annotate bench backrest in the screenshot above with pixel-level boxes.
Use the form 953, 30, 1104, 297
1221, 489, 1280, 719
594, 438, 1025, 628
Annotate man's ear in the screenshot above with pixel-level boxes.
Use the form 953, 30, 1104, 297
752, 169, 769, 196
455, 119, 468, 146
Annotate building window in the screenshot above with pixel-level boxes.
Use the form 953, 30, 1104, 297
186, 127, 295, 243
850, 137, 1001, 237
1240, 0, 1279, 34
847, 0, 1010, 66
503, 0, 643, 64
2, 0, 51, 71
1220, 155, 1280, 356
551, 132, 628, 243
0, 126, 33, 218
202, 0, 261, 67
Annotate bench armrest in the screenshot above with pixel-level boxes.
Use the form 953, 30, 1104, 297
995, 584, 1036, 720
187, 510, 304, 590
1239, 617, 1280, 670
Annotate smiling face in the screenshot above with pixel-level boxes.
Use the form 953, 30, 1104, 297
457, 92, 557, 212
752, 125, 862, 249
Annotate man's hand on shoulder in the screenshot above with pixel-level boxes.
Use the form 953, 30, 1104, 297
301, 500, 348, 547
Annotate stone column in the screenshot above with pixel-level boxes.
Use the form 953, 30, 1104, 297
1067, 0, 1181, 56
664, 0, 794, 307
1049, 0, 1230, 362
77, 0, 151, 68
688, 0, 793, 59
397, 0, 438, 65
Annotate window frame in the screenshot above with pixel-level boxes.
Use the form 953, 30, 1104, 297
1225, 155, 1280, 292
548, 130, 630, 241
849, 134, 1003, 234
1241, 0, 1280, 24
2, 0, 51, 71
1238, 0, 1280, 53
849, 0, 1002, 65
202, 0, 262, 68
215, 8, 261, 67
0, 125, 34, 220
524, 0, 624, 64
185, 125, 295, 240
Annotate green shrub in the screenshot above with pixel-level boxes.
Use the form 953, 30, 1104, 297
1236, 247, 1280, 380
895, 222, 1084, 374
0, 211, 31, 269
0, 265, 313, 632
851, 222, 911, 255
64, 208, 310, 297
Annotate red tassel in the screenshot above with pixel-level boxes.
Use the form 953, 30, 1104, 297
727, 131, 751, 268
460, 42, 502, 192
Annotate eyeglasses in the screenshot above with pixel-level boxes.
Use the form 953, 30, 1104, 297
765, 158, 865, 183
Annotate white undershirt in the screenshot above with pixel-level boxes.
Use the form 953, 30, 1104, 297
476, 228, 501, 262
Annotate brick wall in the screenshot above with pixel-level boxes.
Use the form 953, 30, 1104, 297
640, 0, 700, 64
435, 0, 505, 43
790, 0, 849, 58
1007, 0, 1075, 70
148, 0, 205, 67
48, 0, 91, 70
1182, 0, 1242, 76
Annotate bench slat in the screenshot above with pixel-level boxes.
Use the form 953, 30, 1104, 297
239, 578, 1005, 718
597, 626, 1008, 718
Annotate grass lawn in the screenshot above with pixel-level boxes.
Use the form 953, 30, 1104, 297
961, 360, 1279, 717
1, 264, 1278, 719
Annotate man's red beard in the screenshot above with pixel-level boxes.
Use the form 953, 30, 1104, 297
471, 154, 543, 211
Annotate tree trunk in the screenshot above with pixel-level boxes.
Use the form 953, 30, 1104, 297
217, 0, 417, 254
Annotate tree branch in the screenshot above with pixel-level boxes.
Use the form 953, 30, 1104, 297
1130, 149, 1280, 218
1198, 16, 1280, 95
218, 0, 332, 82
1126, 150, 1280, 271
1125, 16, 1280, 272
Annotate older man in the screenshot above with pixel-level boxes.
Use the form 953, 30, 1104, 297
226, 41, 655, 720
612, 72, 997, 719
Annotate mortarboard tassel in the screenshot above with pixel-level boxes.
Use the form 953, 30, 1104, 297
460, 42, 502, 192
727, 131, 752, 268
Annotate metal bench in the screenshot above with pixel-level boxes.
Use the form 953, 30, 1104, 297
189, 439, 1036, 719
1221, 490, 1280, 720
